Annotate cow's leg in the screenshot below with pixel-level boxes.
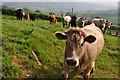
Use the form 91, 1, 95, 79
63, 21, 66, 27
68, 22, 71, 27
83, 63, 94, 80
55, 19, 57, 24
90, 61, 95, 74
63, 71, 69, 80
63, 60, 69, 80
63, 23, 65, 27
20, 17, 22, 20
66, 22, 68, 28
66, 22, 69, 28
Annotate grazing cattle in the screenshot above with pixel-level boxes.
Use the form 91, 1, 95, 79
61, 13, 71, 27
49, 12, 57, 24
55, 23, 104, 79
92, 18, 112, 34
76, 17, 86, 27
23, 12, 30, 20
71, 16, 92, 27
83, 20, 92, 26
29, 13, 36, 21
15, 9, 23, 20
92, 18, 106, 32
103, 20, 112, 34
71, 15, 77, 27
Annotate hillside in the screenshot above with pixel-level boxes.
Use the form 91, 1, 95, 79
2, 2, 118, 13
2, 14, 120, 78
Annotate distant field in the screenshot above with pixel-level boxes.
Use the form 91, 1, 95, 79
2, 14, 120, 78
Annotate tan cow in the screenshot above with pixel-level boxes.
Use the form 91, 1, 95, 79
55, 23, 104, 79
23, 12, 30, 20
49, 12, 57, 24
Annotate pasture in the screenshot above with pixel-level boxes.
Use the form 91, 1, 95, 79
2, 14, 120, 79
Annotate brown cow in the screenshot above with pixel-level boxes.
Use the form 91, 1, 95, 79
49, 12, 57, 24
55, 23, 104, 79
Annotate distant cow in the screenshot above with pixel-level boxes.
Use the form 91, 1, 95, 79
55, 23, 104, 79
76, 17, 87, 27
83, 20, 92, 26
29, 13, 36, 21
92, 18, 112, 34
61, 13, 71, 27
71, 15, 77, 27
92, 18, 106, 30
49, 12, 57, 24
23, 12, 30, 20
15, 9, 23, 20
71, 16, 92, 27
103, 20, 112, 34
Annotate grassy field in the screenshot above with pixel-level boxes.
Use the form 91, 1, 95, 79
2, 14, 120, 79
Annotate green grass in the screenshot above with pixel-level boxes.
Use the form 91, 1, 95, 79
2, 14, 119, 78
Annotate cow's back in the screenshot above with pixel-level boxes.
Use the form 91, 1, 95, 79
81, 23, 104, 60
63, 16, 71, 22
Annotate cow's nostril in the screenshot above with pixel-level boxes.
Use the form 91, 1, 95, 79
67, 60, 70, 65
67, 59, 77, 66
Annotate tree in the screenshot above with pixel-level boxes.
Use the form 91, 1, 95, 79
23, 8, 29, 11
35, 10, 41, 13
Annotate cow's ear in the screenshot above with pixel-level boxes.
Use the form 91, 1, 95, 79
84, 35, 96, 43
55, 32, 66, 40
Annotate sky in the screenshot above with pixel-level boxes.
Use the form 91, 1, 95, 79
1, 0, 120, 2
1, 0, 119, 7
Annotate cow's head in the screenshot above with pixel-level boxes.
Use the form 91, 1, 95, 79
103, 20, 112, 34
98, 19, 106, 31
55, 27, 96, 67
105, 20, 112, 29
77, 17, 87, 27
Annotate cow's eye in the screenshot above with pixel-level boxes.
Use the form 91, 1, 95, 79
81, 43, 84, 46
79, 42, 84, 48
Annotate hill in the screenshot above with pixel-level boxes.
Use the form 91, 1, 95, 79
2, 14, 120, 78
2, 2, 118, 13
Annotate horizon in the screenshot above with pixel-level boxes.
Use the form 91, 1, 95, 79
2, 2, 118, 12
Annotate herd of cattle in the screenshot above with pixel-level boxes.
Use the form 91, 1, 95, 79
50, 13, 112, 34
15, 9, 35, 21
15, 9, 111, 34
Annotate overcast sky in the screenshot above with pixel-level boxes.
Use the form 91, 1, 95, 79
1, 0, 120, 2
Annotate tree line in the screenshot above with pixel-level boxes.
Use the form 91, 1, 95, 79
1, 6, 62, 22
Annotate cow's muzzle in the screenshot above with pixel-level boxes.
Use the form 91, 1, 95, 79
67, 59, 77, 66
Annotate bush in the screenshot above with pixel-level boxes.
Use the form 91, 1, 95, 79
2, 8, 15, 16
